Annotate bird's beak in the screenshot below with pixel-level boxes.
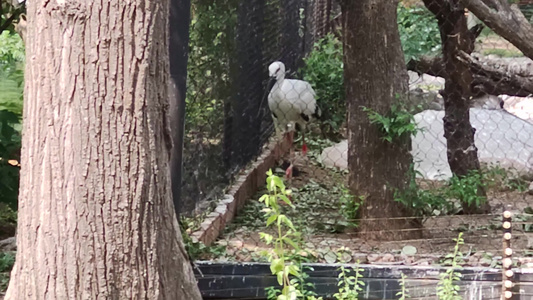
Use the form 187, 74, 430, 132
267, 76, 276, 90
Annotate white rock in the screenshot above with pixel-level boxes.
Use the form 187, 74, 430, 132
321, 109, 533, 181
412, 109, 533, 180
501, 95, 533, 124
0, 237, 16, 252
320, 140, 348, 169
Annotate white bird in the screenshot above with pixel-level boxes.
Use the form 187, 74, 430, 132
264, 61, 321, 179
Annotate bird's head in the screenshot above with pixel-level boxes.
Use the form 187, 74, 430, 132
268, 61, 285, 82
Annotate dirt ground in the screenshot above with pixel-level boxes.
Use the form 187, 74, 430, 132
207, 144, 533, 269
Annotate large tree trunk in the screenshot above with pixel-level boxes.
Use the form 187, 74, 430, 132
6, 1, 202, 299
423, 0, 489, 214
341, 0, 421, 241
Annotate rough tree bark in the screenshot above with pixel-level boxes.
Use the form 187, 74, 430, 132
461, 0, 533, 59
6, 1, 202, 299
423, 0, 489, 214
341, 0, 422, 240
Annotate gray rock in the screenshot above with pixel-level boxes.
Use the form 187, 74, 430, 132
406, 88, 444, 112
407, 72, 445, 111
408, 71, 445, 91
528, 182, 533, 195
407, 72, 506, 112
471, 94, 503, 110
0, 237, 16, 252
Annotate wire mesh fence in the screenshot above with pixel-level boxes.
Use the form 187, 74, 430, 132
182, 0, 533, 298
181, 0, 318, 214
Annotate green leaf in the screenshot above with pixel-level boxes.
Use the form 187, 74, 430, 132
276, 271, 284, 286
278, 194, 292, 206
266, 214, 277, 226
401, 245, 417, 256
270, 258, 284, 275
272, 176, 285, 190
282, 237, 299, 250
324, 251, 337, 264
260, 232, 274, 244
258, 194, 268, 203
285, 264, 300, 277
277, 215, 296, 231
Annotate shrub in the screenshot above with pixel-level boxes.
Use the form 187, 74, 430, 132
302, 34, 344, 135
394, 164, 457, 218
362, 101, 422, 143
0, 110, 21, 210
186, 0, 238, 133
397, 3, 441, 63
0, 32, 24, 210
446, 170, 487, 209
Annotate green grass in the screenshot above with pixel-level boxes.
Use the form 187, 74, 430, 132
479, 26, 496, 37
482, 48, 523, 58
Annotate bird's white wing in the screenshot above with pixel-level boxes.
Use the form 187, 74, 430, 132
283, 79, 317, 117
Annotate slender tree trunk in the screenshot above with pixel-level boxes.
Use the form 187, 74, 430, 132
6, 1, 202, 299
341, 0, 421, 241
423, 0, 489, 214
169, 0, 192, 217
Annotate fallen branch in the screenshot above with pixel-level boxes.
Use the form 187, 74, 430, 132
458, 51, 533, 96
408, 54, 533, 97
407, 55, 445, 78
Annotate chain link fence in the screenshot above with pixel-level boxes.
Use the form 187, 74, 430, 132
181, 0, 330, 215
183, 0, 533, 298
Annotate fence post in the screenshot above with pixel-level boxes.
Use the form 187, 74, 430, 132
502, 208, 514, 300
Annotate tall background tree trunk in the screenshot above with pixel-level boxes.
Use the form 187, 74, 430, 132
341, 0, 421, 241
423, 0, 489, 214
169, 0, 191, 217
6, 1, 202, 299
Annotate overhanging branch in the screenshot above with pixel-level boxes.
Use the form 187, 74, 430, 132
460, 0, 533, 59
408, 53, 533, 97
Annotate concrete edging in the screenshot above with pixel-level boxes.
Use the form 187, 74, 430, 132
190, 138, 291, 246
